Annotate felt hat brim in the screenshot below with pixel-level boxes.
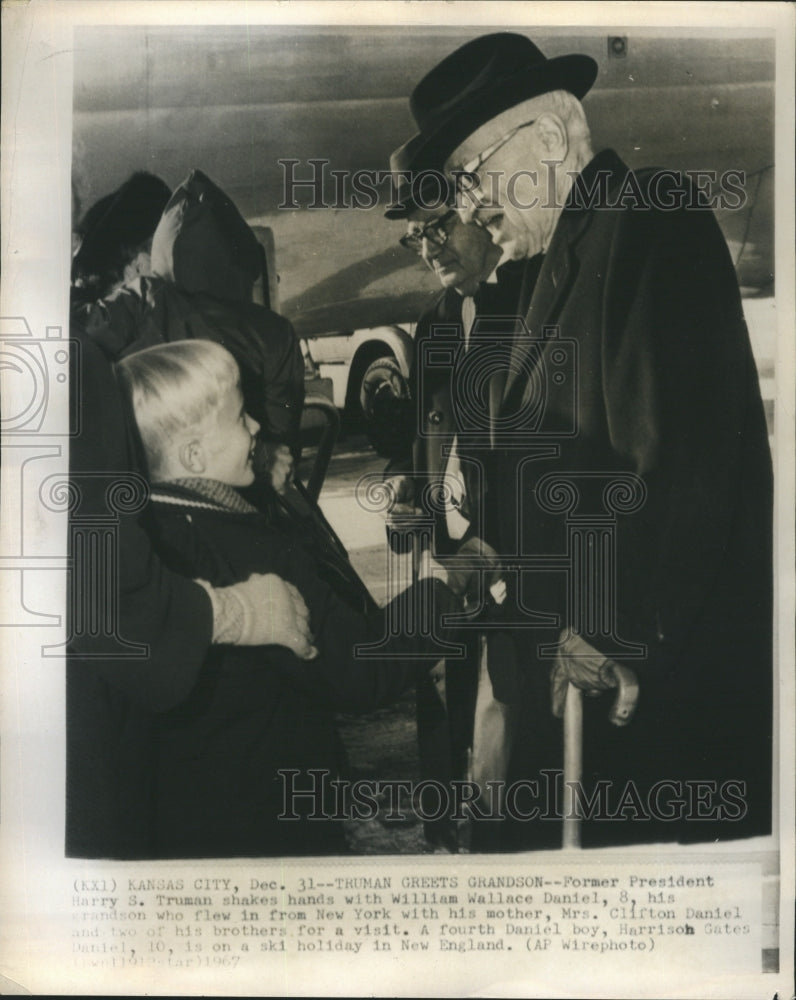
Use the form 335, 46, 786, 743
406, 52, 598, 174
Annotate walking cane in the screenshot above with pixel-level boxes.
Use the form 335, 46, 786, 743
562, 683, 583, 849
562, 665, 640, 849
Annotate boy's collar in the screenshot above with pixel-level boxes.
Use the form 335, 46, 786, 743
151, 477, 258, 515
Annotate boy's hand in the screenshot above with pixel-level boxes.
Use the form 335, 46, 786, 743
252, 440, 294, 495
267, 444, 295, 495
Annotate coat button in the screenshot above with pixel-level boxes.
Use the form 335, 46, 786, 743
428, 410, 444, 425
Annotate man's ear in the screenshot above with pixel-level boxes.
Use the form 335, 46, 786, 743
178, 439, 206, 475
535, 113, 568, 159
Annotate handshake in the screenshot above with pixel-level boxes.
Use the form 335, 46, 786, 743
383, 474, 507, 610
430, 537, 508, 609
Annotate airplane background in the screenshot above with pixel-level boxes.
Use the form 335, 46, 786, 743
72, 24, 775, 348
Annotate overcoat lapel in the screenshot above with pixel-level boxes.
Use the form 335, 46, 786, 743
501, 213, 590, 407
500, 150, 628, 411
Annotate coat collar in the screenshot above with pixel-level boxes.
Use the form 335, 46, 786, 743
502, 149, 629, 404
150, 478, 259, 515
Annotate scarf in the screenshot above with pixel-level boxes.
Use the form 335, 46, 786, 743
150, 477, 258, 514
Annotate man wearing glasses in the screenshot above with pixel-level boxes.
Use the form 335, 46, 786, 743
382, 153, 501, 540
369, 142, 530, 853
394, 32, 773, 849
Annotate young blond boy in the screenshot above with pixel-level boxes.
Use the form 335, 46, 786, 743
116, 339, 491, 856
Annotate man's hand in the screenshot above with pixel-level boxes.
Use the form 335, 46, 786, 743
439, 535, 505, 607
361, 357, 409, 417
550, 632, 619, 718
384, 474, 415, 515
224, 573, 318, 659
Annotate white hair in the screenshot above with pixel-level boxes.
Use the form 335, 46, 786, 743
447, 89, 593, 176
532, 89, 593, 166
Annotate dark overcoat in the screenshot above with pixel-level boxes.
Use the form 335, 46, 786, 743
391, 262, 529, 555
383, 265, 531, 850
145, 485, 460, 858
492, 150, 772, 847
66, 335, 213, 859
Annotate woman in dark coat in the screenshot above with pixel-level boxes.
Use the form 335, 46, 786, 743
72, 168, 305, 457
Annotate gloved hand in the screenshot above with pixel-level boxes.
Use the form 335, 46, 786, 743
203, 573, 318, 659
550, 632, 618, 718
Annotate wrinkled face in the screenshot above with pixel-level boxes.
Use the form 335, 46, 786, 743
448, 119, 559, 261
199, 383, 260, 487
405, 206, 498, 295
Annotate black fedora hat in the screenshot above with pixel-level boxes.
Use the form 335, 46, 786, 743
384, 132, 454, 220
405, 32, 598, 169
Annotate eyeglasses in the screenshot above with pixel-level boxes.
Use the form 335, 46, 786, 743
399, 209, 458, 254
453, 120, 537, 197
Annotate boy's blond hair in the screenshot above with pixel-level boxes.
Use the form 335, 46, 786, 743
116, 339, 240, 480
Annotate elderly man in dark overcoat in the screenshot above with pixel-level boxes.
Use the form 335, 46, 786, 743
398, 32, 773, 848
